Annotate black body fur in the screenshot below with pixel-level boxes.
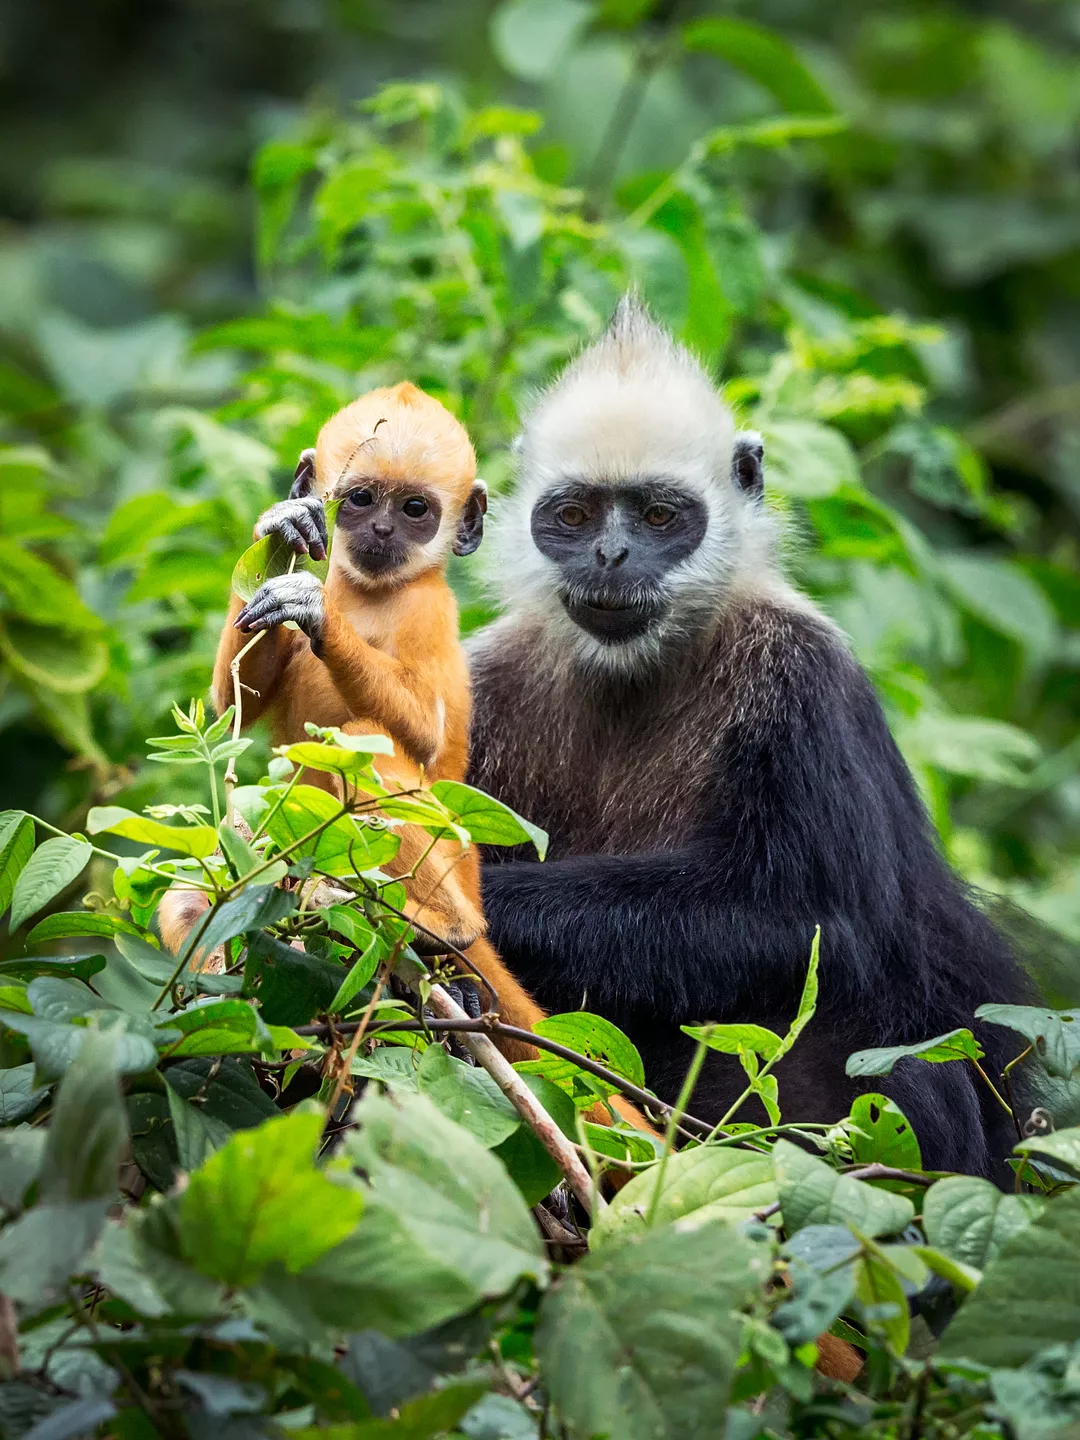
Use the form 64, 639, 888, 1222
467, 594, 1030, 1178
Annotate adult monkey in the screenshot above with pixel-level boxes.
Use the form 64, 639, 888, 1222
467, 296, 1030, 1177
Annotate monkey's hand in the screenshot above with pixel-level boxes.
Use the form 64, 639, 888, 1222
234, 572, 326, 644
254, 496, 328, 561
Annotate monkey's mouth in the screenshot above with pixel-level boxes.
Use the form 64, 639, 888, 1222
562, 590, 667, 643
349, 542, 409, 575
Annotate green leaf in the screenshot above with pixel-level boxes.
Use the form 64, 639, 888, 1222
976, 1003, 1080, 1080
25, 910, 147, 947
516, 1012, 645, 1106
848, 1093, 923, 1171
0, 1199, 112, 1307
939, 1183, 1080, 1367
277, 740, 392, 778
593, 1146, 777, 1246
490, 0, 591, 82
156, 998, 268, 1057
536, 1220, 767, 1440
230, 499, 342, 601
9, 836, 93, 931
179, 1107, 365, 1285
247, 932, 343, 1025
0, 811, 35, 918
0, 1129, 46, 1211
0, 538, 103, 632
86, 806, 218, 859
773, 1139, 915, 1237
330, 938, 382, 1014
415, 1044, 521, 1148
346, 1090, 547, 1299
683, 17, 835, 113
853, 1248, 909, 1355
263, 783, 400, 875
0, 619, 109, 694
1016, 1125, 1080, 1178
845, 1027, 983, 1078
180, 883, 297, 972
757, 419, 858, 497
680, 1021, 783, 1061
492, 1073, 578, 1206
166, 1080, 233, 1171
939, 554, 1057, 663
429, 781, 548, 859
0, 953, 106, 984
39, 1027, 127, 1203
0, 1063, 49, 1123
922, 1175, 1042, 1270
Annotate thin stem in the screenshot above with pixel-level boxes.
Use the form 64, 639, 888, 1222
644, 1036, 709, 1227
295, 1014, 712, 1138
1002, 1044, 1033, 1142
224, 629, 266, 824
30, 817, 214, 893
250, 764, 302, 845
970, 1059, 1013, 1117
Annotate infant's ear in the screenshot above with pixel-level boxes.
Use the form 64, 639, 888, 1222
731, 432, 764, 500
289, 448, 317, 499
453, 480, 488, 557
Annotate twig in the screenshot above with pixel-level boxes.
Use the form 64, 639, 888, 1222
295, 1013, 712, 1138
224, 630, 266, 823
644, 1036, 709, 1227
840, 1163, 937, 1187
420, 983, 599, 1215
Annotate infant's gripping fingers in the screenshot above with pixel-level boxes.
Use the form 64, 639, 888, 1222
234, 572, 325, 640
254, 496, 328, 560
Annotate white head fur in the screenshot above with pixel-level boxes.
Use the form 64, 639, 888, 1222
488, 295, 779, 673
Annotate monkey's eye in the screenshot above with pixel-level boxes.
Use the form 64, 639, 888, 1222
644, 503, 676, 528
349, 488, 375, 508
402, 496, 429, 519
557, 503, 588, 528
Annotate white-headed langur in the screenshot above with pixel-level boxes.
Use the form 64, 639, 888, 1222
466, 295, 1032, 1178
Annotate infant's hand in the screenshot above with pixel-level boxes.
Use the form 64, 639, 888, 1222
234, 572, 325, 644
254, 496, 328, 561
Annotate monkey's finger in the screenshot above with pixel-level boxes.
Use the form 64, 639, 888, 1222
293, 508, 327, 561
235, 607, 292, 633
272, 518, 311, 555
235, 592, 290, 628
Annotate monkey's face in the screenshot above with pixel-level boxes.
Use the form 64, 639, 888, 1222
530, 482, 708, 644
337, 481, 443, 578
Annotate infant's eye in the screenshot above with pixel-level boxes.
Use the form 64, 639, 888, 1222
402, 496, 429, 519
644, 503, 676, 528
557, 503, 588, 527
349, 488, 374, 508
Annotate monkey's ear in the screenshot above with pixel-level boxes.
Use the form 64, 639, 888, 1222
732, 432, 764, 500
289, 448, 317, 499
453, 481, 488, 557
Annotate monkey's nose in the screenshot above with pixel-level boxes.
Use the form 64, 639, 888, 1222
595, 543, 629, 569
373, 521, 395, 540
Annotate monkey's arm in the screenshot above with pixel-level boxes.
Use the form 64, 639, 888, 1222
235, 573, 451, 768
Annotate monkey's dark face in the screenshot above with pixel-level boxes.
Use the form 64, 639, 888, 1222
530, 483, 708, 643
336, 481, 443, 576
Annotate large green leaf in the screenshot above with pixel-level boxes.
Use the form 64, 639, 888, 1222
922, 1175, 1043, 1270
87, 805, 218, 859
682, 17, 835, 114
415, 1043, 521, 1148
940, 1184, 1080, 1367
25, 910, 148, 947
845, 1028, 982, 1078
593, 1145, 776, 1246
1016, 1125, 1080, 1178
428, 781, 548, 859
156, 998, 270, 1057
679, 1021, 783, 1061
975, 1003, 1080, 1080
0, 811, 35, 918
773, 1139, 915, 1237
939, 554, 1057, 664
756, 419, 857, 498
0, 538, 103, 631
0, 619, 109, 693
263, 783, 400, 875
9, 836, 93, 931
536, 1220, 767, 1440
179, 1107, 365, 1286
516, 1011, 644, 1104
848, 1093, 922, 1171
230, 497, 342, 602
345, 1090, 547, 1299
180, 883, 297, 972
39, 1027, 127, 1204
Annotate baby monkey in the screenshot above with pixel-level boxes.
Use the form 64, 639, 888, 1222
162, 385, 545, 1056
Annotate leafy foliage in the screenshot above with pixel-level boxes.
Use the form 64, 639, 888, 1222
3, 0, 1080, 1433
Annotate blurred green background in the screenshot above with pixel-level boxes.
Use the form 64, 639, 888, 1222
2, 0, 1079, 989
